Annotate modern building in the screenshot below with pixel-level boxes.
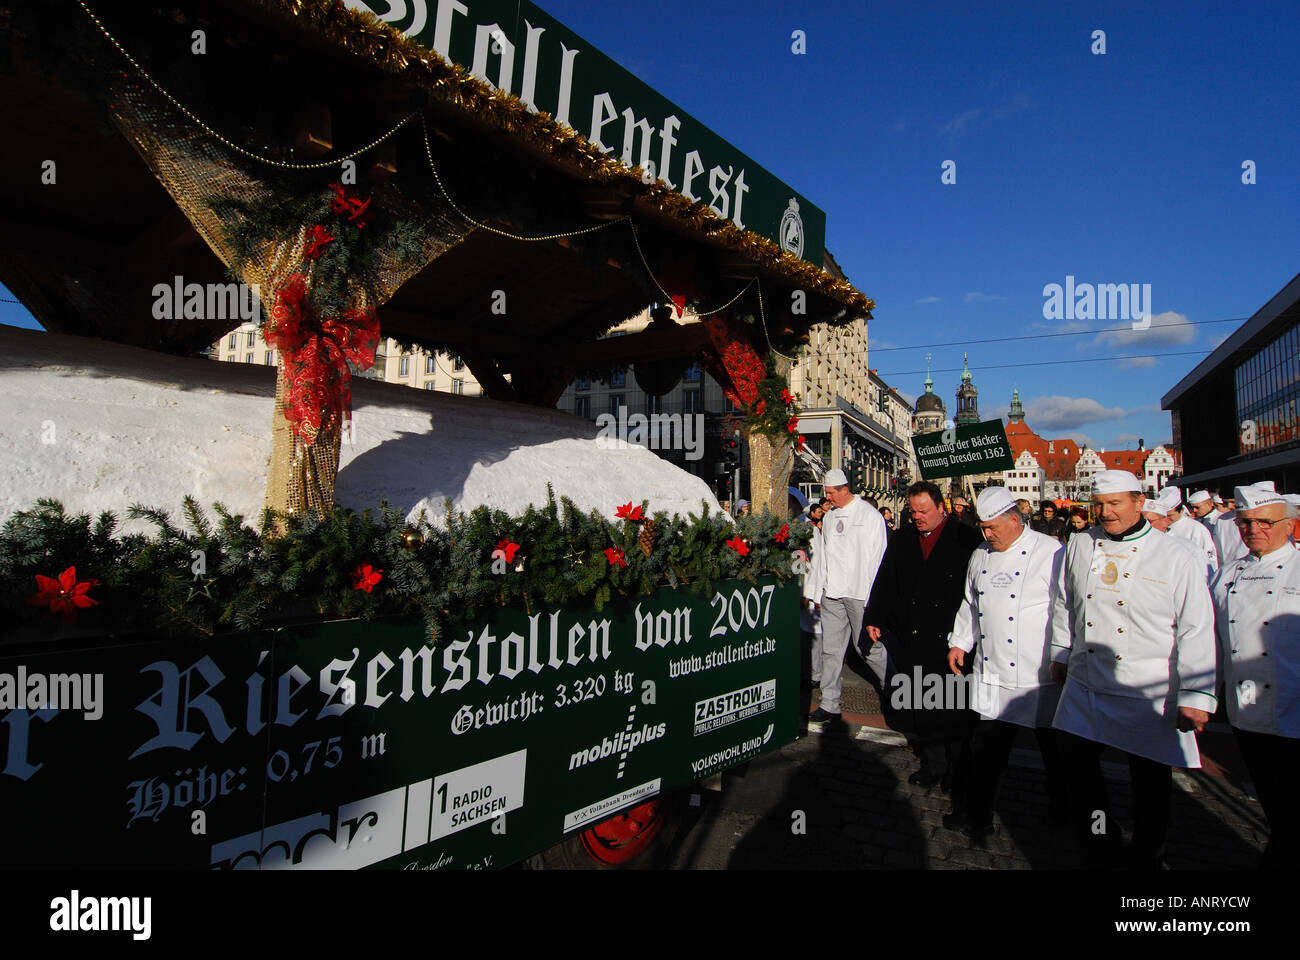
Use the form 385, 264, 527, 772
1162, 270, 1300, 493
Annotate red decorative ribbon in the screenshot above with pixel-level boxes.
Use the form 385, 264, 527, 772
263, 274, 380, 445
699, 318, 765, 409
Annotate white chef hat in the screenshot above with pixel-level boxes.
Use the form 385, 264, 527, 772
1283, 494, 1300, 515
1156, 487, 1184, 511
823, 469, 848, 488
1141, 498, 1166, 515
1092, 469, 1142, 495
1214, 494, 1224, 505
1256, 480, 1277, 492
1188, 490, 1212, 505
1234, 484, 1284, 510
975, 486, 1018, 522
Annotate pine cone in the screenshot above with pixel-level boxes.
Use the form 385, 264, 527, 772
639, 518, 658, 557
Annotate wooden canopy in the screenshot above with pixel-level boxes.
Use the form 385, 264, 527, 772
0, 0, 871, 408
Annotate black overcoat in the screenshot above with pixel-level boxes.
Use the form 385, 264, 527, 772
864, 518, 985, 733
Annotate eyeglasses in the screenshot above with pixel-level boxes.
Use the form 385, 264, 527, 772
1235, 517, 1285, 530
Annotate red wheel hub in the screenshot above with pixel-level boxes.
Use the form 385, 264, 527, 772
579, 800, 665, 864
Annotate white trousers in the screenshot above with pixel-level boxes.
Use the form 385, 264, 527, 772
818, 596, 864, 714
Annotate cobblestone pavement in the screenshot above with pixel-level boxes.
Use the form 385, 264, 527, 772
668, 651, 1269, 870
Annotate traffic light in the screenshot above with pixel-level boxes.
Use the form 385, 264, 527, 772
844, 461, 864, 492
716, 430, 742, 474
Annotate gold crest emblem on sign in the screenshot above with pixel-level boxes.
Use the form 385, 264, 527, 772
1101, 561, 1119, 585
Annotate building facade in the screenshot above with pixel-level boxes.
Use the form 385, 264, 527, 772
1163, 270, 1300, 494
212, 322, 485, 395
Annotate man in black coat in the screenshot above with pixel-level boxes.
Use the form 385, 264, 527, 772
864, 480, 985, 792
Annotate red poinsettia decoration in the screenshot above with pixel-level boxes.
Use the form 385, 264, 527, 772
781, 388, 795, 406
350, 564, 383, 593
303, 224, 335, 261
725, 536, 750, 557
327, 182, 372, 229
774, 524, 790, 544
615, 502, 644, 522
263, 273, 381, 445
345, 196, 371, 229
786, 417, 800, 435
755, 399, 766, 415
328, 181, 352, 214
796, 434, 807, 452
26, 566, 99, 623
492, 539, 520, 563
603, 548, 628, 568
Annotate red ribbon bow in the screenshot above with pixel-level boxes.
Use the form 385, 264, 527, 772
264, 274, 380, 445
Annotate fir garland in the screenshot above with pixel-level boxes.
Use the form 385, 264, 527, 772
743, 354, 804, 449
0, 489, 811, 643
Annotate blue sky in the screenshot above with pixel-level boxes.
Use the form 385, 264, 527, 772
6, 0, 1298, 452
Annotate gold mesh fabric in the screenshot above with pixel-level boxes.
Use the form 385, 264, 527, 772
107, 77, 470, 522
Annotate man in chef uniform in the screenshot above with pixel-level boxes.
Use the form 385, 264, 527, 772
1049, 469, 1218, 869
1187, 489, 1219, 529
1283, 493, 1300, 548
1210, 482, 1280, 567
944, 486, 1068, 841
1211, 484, 1300, 867
1159, 488, 1218, 577
805, 468, 889, 723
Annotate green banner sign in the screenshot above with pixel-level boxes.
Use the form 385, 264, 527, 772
0, 577, 798, 869
343, 0, 826, 265
912, 419, 1014, 480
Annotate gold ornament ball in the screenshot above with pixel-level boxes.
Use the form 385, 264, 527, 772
402, 528, 424, 551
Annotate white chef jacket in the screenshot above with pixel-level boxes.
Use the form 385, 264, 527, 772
1167, 514, 1218, 577
1050, 522, 1218, 767
948, 525, 1064, 727
1211, 544, 1300, 738
800, 524, 825, 630
806, 497, 887, 602
1211, 511, 1248, 566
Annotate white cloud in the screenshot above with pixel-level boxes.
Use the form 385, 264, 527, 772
1117, 355, 1158, 369
1024, 395, 1127, 431
965, 291, 1008, 303
938, 96, 1032, 138
914, 296, 942, 304
939, 108, 982, 137
1093, 310, 1196, 350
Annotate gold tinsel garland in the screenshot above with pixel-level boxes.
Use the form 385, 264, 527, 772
264, 0, 874, 319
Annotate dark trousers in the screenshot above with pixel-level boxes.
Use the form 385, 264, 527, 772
1057, 731, 1172, 869
1233, 726, 1300, 868
965, 720, 1067, 829
909, 725, 974, 807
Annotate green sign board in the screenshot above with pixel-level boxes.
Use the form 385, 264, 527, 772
912, 419, 1015, 480
0, 577, 798, 869
343, 0, 826, 265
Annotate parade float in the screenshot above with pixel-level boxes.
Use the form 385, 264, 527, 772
0, 0, 872, 868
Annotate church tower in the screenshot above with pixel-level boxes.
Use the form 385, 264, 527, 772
913, 353, 947, 433
955, 353, 980, 425
1008, 387, 1025, 425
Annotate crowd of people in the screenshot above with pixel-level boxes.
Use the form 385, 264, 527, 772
797, 469, 1297, 869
